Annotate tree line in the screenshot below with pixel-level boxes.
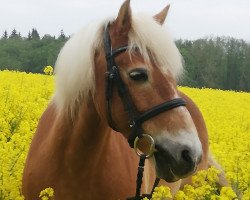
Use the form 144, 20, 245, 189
0, 29, 249, 92
0, 28, 67, 73
177, 37, 250, 92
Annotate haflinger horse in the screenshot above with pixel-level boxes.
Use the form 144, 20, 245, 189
22, 0, 227, 199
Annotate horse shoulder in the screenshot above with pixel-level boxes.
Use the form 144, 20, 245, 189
30, 101, 57, 149
22, 101, 57, 199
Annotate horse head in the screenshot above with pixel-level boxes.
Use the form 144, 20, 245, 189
93, 0, 202, 182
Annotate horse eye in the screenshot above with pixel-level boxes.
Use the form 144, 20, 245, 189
129, 69, 148, 82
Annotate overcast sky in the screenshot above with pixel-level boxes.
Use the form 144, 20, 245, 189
1, 0, 250, 41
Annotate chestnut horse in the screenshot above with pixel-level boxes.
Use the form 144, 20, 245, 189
22, 1, 226, 199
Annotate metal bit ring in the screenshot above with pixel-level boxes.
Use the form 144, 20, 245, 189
134, 134, 155, 159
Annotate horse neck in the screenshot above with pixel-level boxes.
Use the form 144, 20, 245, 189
54, 97, 112, 165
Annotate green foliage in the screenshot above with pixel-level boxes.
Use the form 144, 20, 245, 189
2, 30, 8, 39
0, 29, 67, 73
176, 37, 250, 92
9, 28, 20, 39
31, 28, 40, 40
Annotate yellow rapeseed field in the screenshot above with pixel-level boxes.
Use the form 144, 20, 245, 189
0, 70, 249, 199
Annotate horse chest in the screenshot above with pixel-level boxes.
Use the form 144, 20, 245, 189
53, 150, 140, 199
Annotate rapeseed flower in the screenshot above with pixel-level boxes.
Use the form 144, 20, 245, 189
43, 66, 54, 75
39, 187, 54, 200
0, 71, 249, 199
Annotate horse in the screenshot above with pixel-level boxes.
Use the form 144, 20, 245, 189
22, 1, 227, 199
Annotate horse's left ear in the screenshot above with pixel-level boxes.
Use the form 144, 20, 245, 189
113, 0, 132, 35
153, 5, 170, 25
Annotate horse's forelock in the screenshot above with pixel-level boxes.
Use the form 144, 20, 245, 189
128, 13, 183, 79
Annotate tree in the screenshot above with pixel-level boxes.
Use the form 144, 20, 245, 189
2, 30, 8, 39
58, 29, 66, 40
42, 34, 55, 40
0, 32, 249, 91
31, 28, 40, 40
9, 28, 19, 39
224, 38, 245, 90
27, 31, 32, 40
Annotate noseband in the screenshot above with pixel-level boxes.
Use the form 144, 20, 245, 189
104, 24, 186, 148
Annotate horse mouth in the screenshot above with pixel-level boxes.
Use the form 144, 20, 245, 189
154, 149, 179, 182
159, 168, 180, 183
156, 164, 196, 183
155, 159, 180, 182
154, 144, 197, 182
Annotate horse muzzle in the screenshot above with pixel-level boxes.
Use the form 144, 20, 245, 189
154, 134, 202, 182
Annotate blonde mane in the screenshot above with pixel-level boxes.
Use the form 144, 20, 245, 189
54, 13, 183, 117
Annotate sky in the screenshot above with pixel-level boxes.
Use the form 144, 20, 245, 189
0, 0, 250, 41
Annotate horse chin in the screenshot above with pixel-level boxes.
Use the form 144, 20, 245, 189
163, 176, 180, 183
154, 153, 196, 183
155, 164, 180, 183
155, 162, 196, 183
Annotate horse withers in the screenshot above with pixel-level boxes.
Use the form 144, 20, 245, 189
22, 0, 227, 199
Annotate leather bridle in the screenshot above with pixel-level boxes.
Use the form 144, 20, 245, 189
103, 24, 186, 148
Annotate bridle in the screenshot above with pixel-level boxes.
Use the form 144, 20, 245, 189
104, 24, 186, 149
103, 24, 186, 199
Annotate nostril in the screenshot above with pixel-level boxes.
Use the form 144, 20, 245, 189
181, 150, 193, 163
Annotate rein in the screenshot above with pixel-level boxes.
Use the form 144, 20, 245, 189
103, 24, 186, 199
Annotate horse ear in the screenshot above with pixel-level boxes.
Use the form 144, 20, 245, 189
153, 4, 170, 25
113, 0, 132, 35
